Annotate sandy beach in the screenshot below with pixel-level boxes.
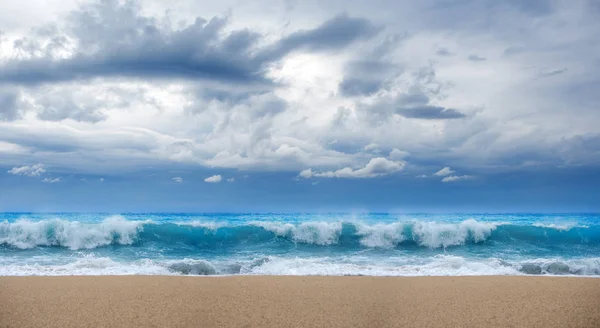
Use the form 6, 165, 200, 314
1, 276, 599, 328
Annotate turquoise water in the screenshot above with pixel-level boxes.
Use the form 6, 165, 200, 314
1, 213, 599, 276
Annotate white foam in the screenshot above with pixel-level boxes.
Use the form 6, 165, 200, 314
410, 219, 498, 248
252, 219, 499, 247
174, 221, 223, 230
354, 222, 405, 248
0, 255, 172, 276
251, 221, 342, 245
531, 222, 589, 231
2, 254, 599, 277
518, 257, 600, 275
244, 255, 520, 276
0, 216, 149, 250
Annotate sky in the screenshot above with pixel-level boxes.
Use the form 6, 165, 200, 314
0, 0, 599, 212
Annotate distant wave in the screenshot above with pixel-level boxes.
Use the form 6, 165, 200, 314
1, 217, 599, 250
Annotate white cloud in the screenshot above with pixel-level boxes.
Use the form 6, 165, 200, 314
7, 163, 46, 177
416, 174, 428, 178
442, 175, 473, 183
434, 167, 455, 177
389, 148, 409, 160
42, 177, 60, 183
99, 178, 104, 182
172, 177, 183, 183
204, 175, 222, 183
299, 169, 315, 179
226, 177, 235, 183
363, 143, 380, 152
299, 157, 405, 179
0, 0, 598, 177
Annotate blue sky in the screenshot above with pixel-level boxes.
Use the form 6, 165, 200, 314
0, 0, 599, 212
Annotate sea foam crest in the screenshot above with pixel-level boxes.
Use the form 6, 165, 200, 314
354, 222, 406, 248
174, 221, 222, 230
251, 221, 342, 245
352, 219, 498, 248
409, 219, 498, 248
243, 255, 520, 276
531, 222, 588, 231
0, 216, 146, 250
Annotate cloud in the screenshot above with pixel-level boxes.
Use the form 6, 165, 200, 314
99, 178, 104, 183
398, 105, 466, 120
434, 167, 455, 177
172, 177, 183, 183
540, 68, 568, 77
299, 157, 405, 179
436, 48, 453, 56
0, 2, 378, 86
363, 143, 380, 152
468, 55, 486, 61
339, 78, 384, 97
503, 46, 526, 56
416, 174, 428, 178
0, 0, 598, 183
441, 175, 474, 183
338, 61, 398, 97
0, 89, 21, 121
389, 148, 409, 160
204, 175, 222, 183
226, 177, 235, 183
7, 163, 46, 177
42, 177, 60, 183
33, 88, 109, 123
362, 87, 468, 123
264, 14, 380, 60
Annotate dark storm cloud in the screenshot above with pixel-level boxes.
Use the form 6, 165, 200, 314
540, 68, 568, 77
339, 79, 384, 97
397, 105, 466, 119
360, 87, 467, 124
338, 61, 397, 97
394, 89, 466, 119
436, 48, 453, 56
0, 1, 379, 86
262, 14, 380, 60
194, 86, 266, 105
468, 55, 486, 61
394, 85, 466, 120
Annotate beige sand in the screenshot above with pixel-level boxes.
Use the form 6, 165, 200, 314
1, 276, 599, 328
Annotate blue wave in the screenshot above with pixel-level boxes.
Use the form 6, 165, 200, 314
2, 217, 599, 250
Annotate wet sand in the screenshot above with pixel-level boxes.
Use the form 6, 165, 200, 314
1, 276, 599, 328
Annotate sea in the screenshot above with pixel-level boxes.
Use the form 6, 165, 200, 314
1, 213, 599, 276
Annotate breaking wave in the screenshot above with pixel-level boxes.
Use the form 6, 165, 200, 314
1, 217, 599, 250
0, 216, 147, 250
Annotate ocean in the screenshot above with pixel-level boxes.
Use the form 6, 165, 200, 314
1, 213, 599, 276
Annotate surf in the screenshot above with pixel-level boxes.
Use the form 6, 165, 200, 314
2, 216, 599, 250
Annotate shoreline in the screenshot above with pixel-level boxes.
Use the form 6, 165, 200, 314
2, 276, 600, 328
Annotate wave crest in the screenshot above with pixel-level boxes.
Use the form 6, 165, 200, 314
1, 217, 598, 250
252, 221, 342, 245
0, 216, 146, 250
